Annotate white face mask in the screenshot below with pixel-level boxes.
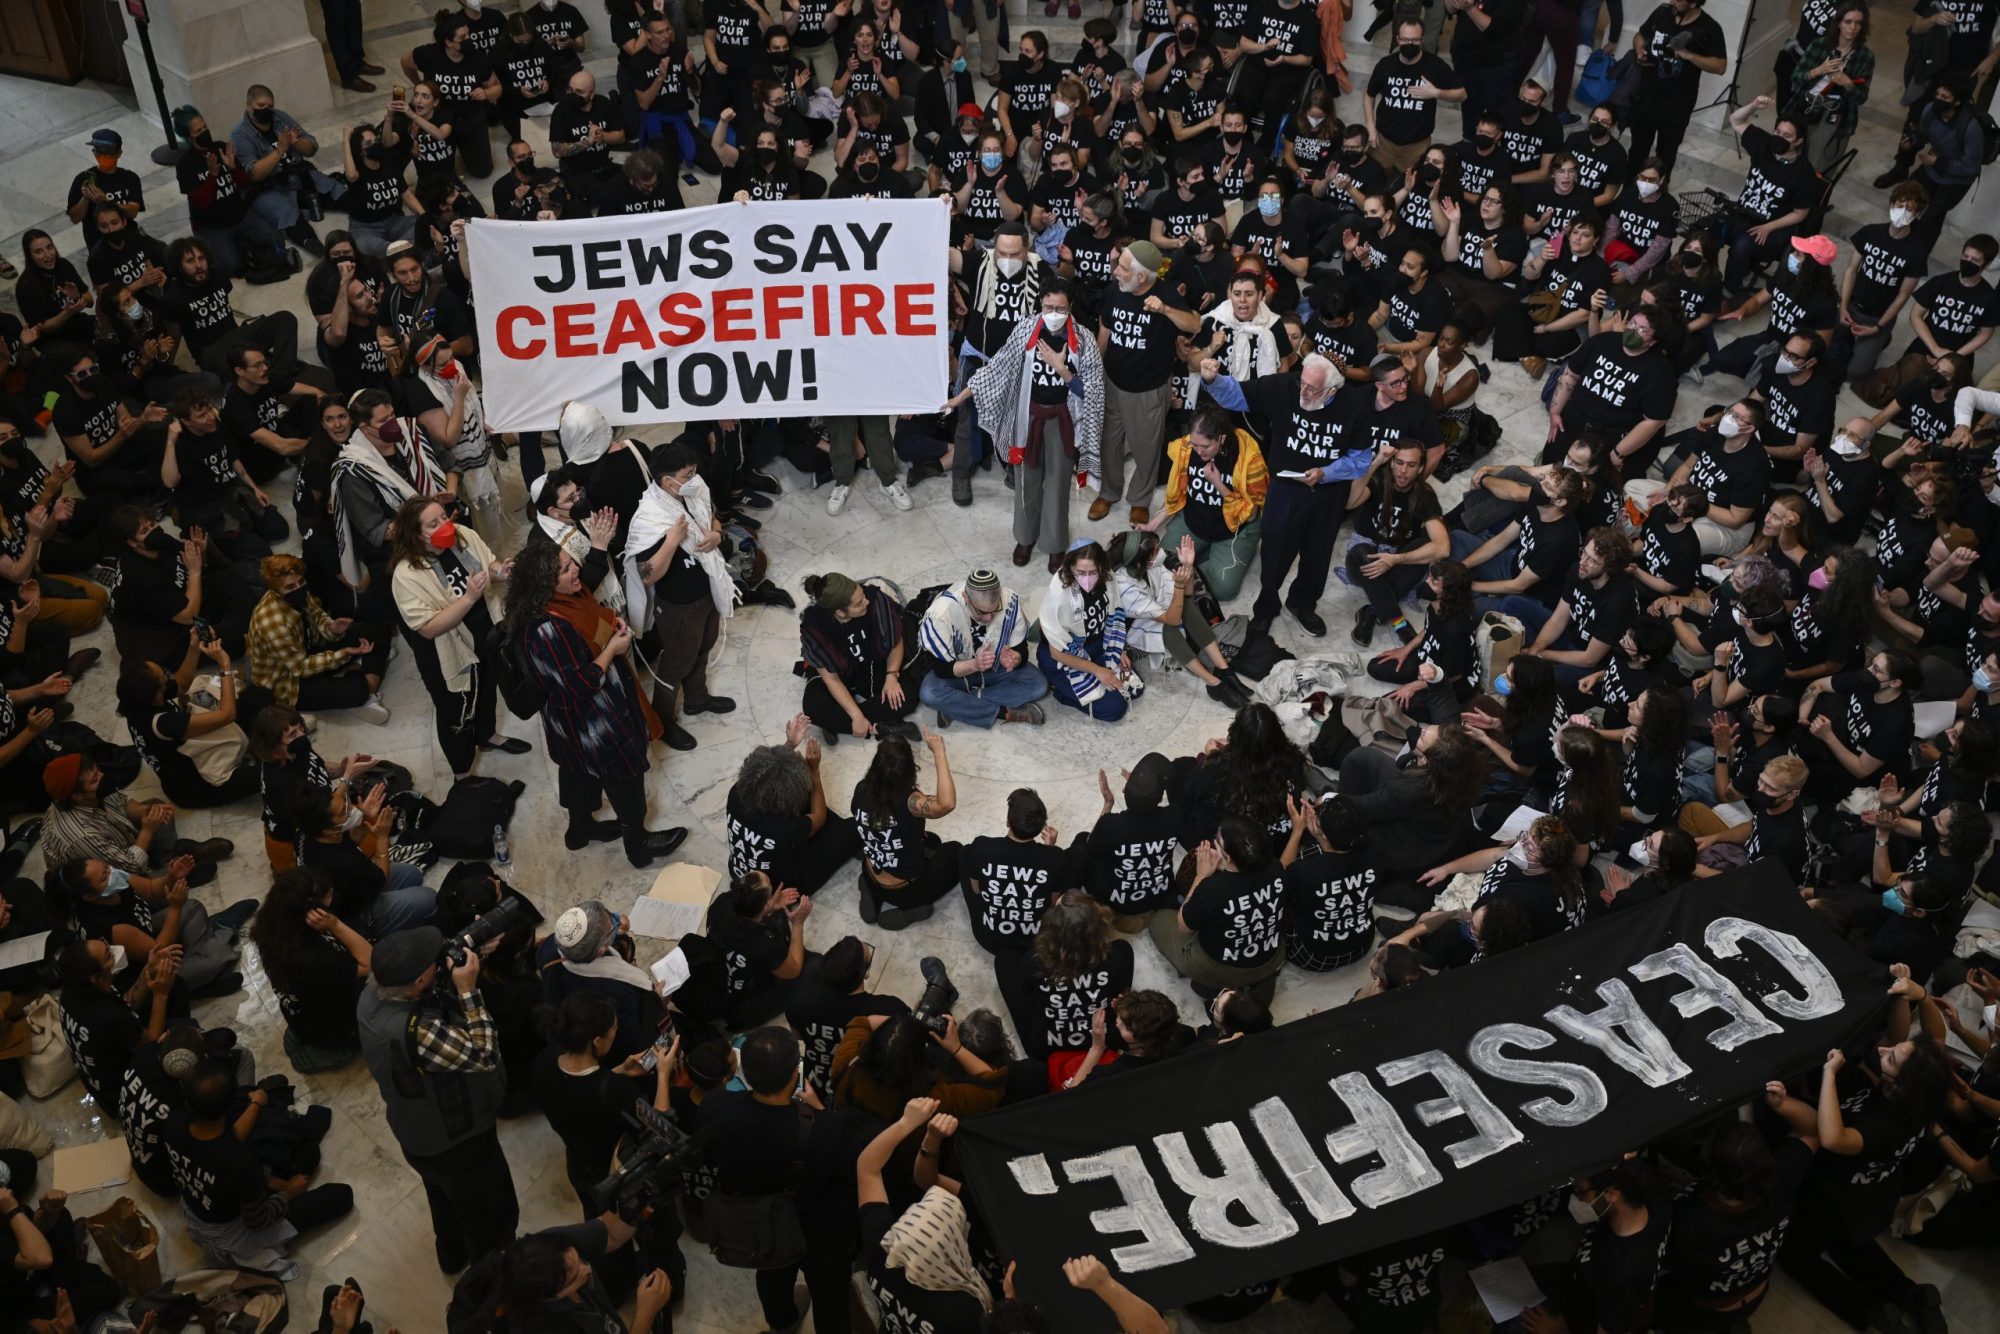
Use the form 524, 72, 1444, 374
1635, 180, 1660, 200
1733, 607, 1754, 629
1890, 206, 1915, 228
1306, 113, 1325, 127
1505, 842, 1534, 872
465, 0, 482, 11
1041, 309, 1068, 331
340, 805, 365, 832
1716, 413, 1745, 438
1568, 1192, 1607, 1227
1051, 99, 1072, 120
107, 943, 130, 975
1985, 1002, 1997, 1032
1626, 839, 1652, 866
1774, 354, 1801, 375
996, 255, 1024, 278
124, 301, 144, 322
1830, 433, 1865, 459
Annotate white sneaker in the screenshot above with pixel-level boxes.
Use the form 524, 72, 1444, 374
883, 479, 913, 511
353, 696, 392, 725
826, 483, 851, 516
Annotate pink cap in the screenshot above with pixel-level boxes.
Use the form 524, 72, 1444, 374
1790, 234, 1836, 266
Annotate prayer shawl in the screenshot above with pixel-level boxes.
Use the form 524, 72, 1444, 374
416, 367, 501, 510
969, 250, 1044, 333
330, 429, 447, 585
1201, 296, 1282, 382
879, 1187, 994, 1311
970, 312, 1104, 480
1037, 575, 1129, 706
536, 513, 626, 614
622, 475, 738, 632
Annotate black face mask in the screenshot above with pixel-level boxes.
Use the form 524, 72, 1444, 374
1122, 146, 1144, 165
250, 108, 274, 128
1177, 28, 1196, 45
1359, 216, 1383, 237
283, 586, 310, 610
1416, 162, 1441, 183
1930, 372, 1952, 390
192, 130, 215, 150
1962, 258, 1985, 278
1519, 100, 1541, 119
1474, 133, 1497, 150
1746, 790, 1777, 812
144, 529, 176, 553
1938, 101, 1960, 119
1222, 132, 1244, 150
1590, 123, 1612, 142
72, 368, 100, 390
1681, 253, 1703, 272
515, 156, 535, 175
360, 139, 379, 159
1398, 42, 1421, 59
856, 161, 879, 181
1344, 149, 1368, 165
756, 146, 780, 168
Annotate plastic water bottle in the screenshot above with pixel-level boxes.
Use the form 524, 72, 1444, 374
492, 824, 511, 866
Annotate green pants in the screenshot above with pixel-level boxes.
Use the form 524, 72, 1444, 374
1161, 510, 1261, 602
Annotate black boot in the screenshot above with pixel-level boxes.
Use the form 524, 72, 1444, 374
625, 826, 689, 867
565, 818, 621, 850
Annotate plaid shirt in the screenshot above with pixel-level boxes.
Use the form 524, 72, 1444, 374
246, 591, 346, 708
411, 991, 502, 1074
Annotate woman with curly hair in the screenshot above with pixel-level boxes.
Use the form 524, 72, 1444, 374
724, 718, 859, 896
1785, 547, 1875, 683
995, 891, 1133, 1076
1468, 814, 1586, 942
1462, 653, 1562, 809
1366, 558, 1481, 722
1062, 988, 1196, 1089
851, 730, 959, 929
1174, 701, 1307, 849
247, 866, 368, 1066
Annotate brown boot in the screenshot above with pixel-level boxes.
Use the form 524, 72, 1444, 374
1520, 355, 1546, 379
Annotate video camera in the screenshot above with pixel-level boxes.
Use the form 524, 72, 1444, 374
595, 1098, 698, 1224
910, 955, 958, 1037
441, 894, 538, 969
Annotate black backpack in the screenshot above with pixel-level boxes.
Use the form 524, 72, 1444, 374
486, 618, 546, 721
1978, 108, 2000, 166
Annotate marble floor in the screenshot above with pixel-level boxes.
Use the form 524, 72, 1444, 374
1, 7, 1997, 1333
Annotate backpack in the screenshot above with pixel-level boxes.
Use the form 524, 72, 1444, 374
416, 776, 523, 859
486, 619, 546, 721
1977, 108, 2000, 166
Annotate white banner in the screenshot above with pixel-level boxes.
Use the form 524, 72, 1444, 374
467, 199, 950, 432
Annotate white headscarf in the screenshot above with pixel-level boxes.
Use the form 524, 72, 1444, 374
879, 1187, 993, 1311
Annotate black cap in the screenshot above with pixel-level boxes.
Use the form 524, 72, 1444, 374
372, 926, 445, 987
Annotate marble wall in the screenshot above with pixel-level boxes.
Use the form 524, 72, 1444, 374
115, 0, 333, 136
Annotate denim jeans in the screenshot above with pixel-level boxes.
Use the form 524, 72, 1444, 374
358, 863, 438, 939
919, 663, 1049, 727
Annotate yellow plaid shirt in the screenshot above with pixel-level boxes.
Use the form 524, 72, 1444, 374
246, 590, 347, 708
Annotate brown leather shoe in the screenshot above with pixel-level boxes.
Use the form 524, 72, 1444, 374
1129, 505, 1150, 524
1520, 355, 1546, 379
1012, 543, 1032, 567
1087, 497, 1112, 521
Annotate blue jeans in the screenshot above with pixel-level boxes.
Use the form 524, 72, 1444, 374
1036, 639, 1128, 721
360, 863, 437, 939
950, 351, 989, 479
197, 207, 287, 279
1448, 527, 1518, 589
920, 663, 1049, 727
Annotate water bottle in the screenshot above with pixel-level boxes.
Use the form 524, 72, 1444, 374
492, 824, 511, 866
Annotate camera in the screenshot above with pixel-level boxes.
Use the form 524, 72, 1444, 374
441, 894, 538, 968
910, 955, 958, 1036
595, 1098, 697, 1223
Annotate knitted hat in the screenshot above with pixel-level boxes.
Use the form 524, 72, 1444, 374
372, 927, 445, 987
965, 568, 1000, 596
42, 753, 82, 803
1123, 239, 1164, 274
553, 901, 613, 962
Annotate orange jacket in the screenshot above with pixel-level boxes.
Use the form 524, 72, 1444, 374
1164, 428, 1269, 532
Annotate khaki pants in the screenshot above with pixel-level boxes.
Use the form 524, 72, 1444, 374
1679, 802, 1732, 838
36, 576, 108, 636
1098, 382, 1169, 508
949, 3, 1002, 79
1376, 136, 1431, 177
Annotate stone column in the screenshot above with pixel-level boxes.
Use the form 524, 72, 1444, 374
116, 0, 334, 135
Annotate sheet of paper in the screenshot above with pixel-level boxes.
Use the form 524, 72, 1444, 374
1493, 805, 1545, 843
650, 946, 691, 995
1700, 562, 1730, 584
1713, 801, 1751, 827
628, 895, 705, 940
1470, 1256, 1545, 1323
0, 929, 49, 973
1912, 700, 1957, 740
53, 1137, 131, 1195
1276, 469, 1315, 480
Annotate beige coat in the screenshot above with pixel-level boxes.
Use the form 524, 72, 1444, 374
391, 526, 500, 693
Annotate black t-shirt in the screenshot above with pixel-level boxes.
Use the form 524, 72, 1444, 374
1477, 858, 1585, 941
725, 785, 813, 886
1735, 126, 1819, 223
1847, 223, 1928, 317
176, 150, 249, 229
533, 1045, 646, 1184
1746, 799, 1808, 877
860, 1200, 989, 1334
1566, 130, 1628, 197
1181, 865, 1284, 968
319, 313, 393, 394
1019, 940, 1134, 1054
548, 93, 620, 175
118, 1039, 184, 1196
1084, 805, 1181, 911
1638, 508, 1701, 594
960, 836, 1070, 951
87, 230, 169, 296
1565, 569, 1637, 650
1453, 143, 1508, 201
109, 543, 189, 630
497, 37, 556, 95
1513, 506, 1582, 608
1248, 0, 1320, 58
787, 983, 907, 1098
410, 41, 494, 105
705, 0, 763, 67
275, 929, 364, 1050
1609, 188, 1681, 254
697, 1090, 804, 1195
346, 155, 408, 222
170, 423, 240, 510
1685, 435, 1770, 514
1765, 278, 1838, 343
964, 254, 1035, 356
853, 784, 925, 881
1829, 670, 1914, 770
1501, 105, 1561, 175
157, 275, 239, 361
1559, 1198, 1673, 1334
1382, 274, 1452, 344
163, 1111, 270, 1224
1454, 220, 1529, 284
1667, 1137, 1813, 1302
1914, 273, 2000, 341
68, 166, 146, 249
706, 902, 791, 1007
1566, 334, 1677, 434
1368, 53, 1460, 144
1282, 846, 1379, 961
298, 834, 390, 921
1153, 185, 1225, 245
1100, 282, 1193, 391
1636, 3, 1728, 97
621, 43, 693, 115
1809, 1081, 1925, 1235
220, 378, 288, 452
1236, 374, 1371, 473
1523, 183, 1590, 242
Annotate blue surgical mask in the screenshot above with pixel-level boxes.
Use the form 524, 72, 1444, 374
1976, 666, 1997, 692
1881, 888, 1909, 916
1257, 195, 1281, 218
1786, 253, 1802, 275
980, 151, 1003, 172
103, 867, 131, 897
952, 56, 967, 74
1493, 673, 1514, 698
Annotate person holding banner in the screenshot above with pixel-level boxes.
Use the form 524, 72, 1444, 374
949, 223, 1047, 508
951, 278, 1103, 568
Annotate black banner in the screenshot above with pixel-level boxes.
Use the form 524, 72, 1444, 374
956, 865, 1887, 1328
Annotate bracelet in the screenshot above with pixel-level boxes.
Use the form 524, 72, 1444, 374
917, 1147, 938, 1157
0, 1206, 25, 1223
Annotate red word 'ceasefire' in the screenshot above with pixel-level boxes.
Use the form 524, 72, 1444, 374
495, 283, 940, 359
